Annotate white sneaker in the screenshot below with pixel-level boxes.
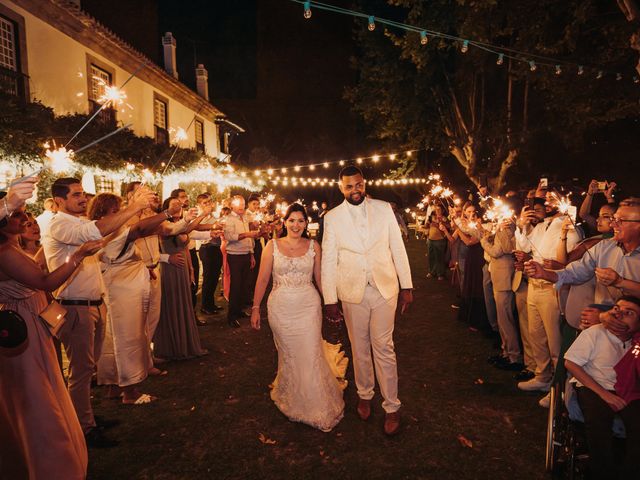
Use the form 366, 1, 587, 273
538, 392, 551, 408
517, 378, 551, 392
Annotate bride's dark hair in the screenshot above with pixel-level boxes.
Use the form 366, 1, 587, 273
280, 203, 309, 238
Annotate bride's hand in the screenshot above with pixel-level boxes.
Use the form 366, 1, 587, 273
250, 308, 261, 330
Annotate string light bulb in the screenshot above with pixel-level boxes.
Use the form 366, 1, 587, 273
339, 160, 345, 166
367, 16, 375, 31
303, 1, 312, 19
461, 40, 469, 53
309, 165, 316, 170
372, 155, 380, 162
323, 162, 329, 168
420, 31, 428, 45
406, 151, 412, 157
496, 53, 504, 65
529, 61, 537, 72
294, 165, 301, 172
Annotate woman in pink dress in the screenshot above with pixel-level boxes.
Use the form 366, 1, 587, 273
0, 205, 102, 479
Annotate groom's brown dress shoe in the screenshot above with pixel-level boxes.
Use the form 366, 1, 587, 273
384, 411, 401, 436
356, 398, 371, 421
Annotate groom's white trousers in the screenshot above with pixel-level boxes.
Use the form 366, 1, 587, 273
342, 284, 401, 413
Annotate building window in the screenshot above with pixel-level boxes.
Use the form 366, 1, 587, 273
154, 96, 168, 146
88, 63, 115, 126
95, 175, 117, 194
195, 119, 204, 153
0, 14, 27, 99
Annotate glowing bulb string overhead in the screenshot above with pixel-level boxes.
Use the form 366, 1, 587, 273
292, 0, 639, 83
252, 148, 421, 177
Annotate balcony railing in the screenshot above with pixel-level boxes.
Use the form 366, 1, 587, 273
0, 66, 28, 100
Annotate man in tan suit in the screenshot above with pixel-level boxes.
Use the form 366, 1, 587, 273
480, 220, 523, 369
322, 166, 413, 436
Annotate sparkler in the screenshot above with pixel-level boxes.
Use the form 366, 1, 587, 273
44, 142, 75, 174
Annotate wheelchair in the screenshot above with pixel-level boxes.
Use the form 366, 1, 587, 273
545, 322, 626, 479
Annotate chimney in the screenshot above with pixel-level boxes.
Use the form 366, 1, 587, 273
195, 64, 209, 100
162, 32, 178, 79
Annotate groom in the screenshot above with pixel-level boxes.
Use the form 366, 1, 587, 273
321, 166, 413, 435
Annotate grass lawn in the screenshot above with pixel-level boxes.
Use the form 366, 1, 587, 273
88, 237, 547, 479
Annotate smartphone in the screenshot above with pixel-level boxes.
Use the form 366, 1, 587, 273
539, 178, 548, 188
597, 181, 607, 192
526, 197, 535, 209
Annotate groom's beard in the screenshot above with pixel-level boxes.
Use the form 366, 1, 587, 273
345, 192, 365, 205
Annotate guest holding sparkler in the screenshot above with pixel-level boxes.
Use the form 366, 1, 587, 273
154, 197, 210, 360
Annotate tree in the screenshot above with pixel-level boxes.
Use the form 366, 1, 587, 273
346, 0, 639, 192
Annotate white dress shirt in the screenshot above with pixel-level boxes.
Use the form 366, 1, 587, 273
346, 200, 376, 287
223, 211, 254, 254
36, 210, 55, 239
42, 211, 105, 300
519, 216, 581, 262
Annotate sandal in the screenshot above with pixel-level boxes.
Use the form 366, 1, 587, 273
123, 393, 157, 405
148, 367, 168, 376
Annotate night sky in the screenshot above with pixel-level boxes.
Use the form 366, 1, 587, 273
82, 0, 375, 170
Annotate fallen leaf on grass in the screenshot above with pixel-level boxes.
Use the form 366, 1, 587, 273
457, 434, 473, 448
258, 433, 276, 445
474, 378, 484, 385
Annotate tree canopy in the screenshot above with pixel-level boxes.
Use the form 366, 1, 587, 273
346, 0, 639, 192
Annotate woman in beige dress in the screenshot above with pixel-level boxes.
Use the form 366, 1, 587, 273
0, 205, 102, 479
88, 193, 182, 404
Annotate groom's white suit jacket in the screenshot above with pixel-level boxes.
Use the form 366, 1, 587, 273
321, 198, 413, 305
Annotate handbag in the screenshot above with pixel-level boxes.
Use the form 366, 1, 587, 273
0, 309, 28, 353
39, 301, 67, 338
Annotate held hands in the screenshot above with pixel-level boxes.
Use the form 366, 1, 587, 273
524, 260, 545, 279
399, 289, 413, 315
131, 186, 156, 211
600, 307, 630, 337
595, 267, 621, 287
184, 208, 199, 222
250, 308, 261, 330
324, 303, 343, 324
513, 250, 531, 263
168, 253, 185, 268
75, 239, 104, 260
599, 390, 627, 412
167, 201, 183, 217
6, 176, 39, 211
579, 307, 602, 329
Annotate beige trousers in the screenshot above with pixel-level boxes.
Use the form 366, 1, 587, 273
514, 281, 536, 372
342, 285, 400, 413
527, 279, 561, 383
493, 289, 522, 363
58, 303, 107, 433
146, 271, 162, 368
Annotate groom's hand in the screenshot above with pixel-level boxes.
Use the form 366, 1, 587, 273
324, 303, 343, 323
399, 289, 413, 315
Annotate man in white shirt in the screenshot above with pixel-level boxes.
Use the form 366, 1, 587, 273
194, 193, 224, 315
223, 195, 259, 327
515, 194, 581, 405
43, 177, 154, 448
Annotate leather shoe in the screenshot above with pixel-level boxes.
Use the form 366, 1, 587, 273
196, 317, 207, 326
201, 306, 223, 315
514, 369, 535, 381
356, 398, 371, 421
228, 318, 241, 328
85, 427, 119, 448
384, 411, 401, 436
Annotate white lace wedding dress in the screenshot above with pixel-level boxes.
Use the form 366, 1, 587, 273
267, 239, 347, 432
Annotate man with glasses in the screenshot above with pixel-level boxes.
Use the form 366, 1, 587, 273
525, 197, 640, 302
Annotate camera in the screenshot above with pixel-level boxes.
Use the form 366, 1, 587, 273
597, 181, 608, 192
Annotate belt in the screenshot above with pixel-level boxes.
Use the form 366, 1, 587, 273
58, 299, 103, 307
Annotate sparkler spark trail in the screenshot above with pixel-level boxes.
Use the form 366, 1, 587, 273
45, 145, 75, 174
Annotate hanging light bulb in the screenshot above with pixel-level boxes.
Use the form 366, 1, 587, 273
368, 16, 375, 31
420, 31, 428, 45
294, 165, 301, 172
529, 60, 537, 72
323, 162, 329, 168
372, 155, 380, 162
389, 153, 396, 160
496, 53, 504, 65
356, 158, 363, 164
596, 70, 603, 79
339, 160, 345, 166
555, 64, 562, 75
309, 165, 316, 171
460, 40, 469, 53
577, 65, 584, 75
406, 150, 413, 157
303, 1, 312, 19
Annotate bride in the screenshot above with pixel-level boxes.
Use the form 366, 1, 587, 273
251, 203, 347, 432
